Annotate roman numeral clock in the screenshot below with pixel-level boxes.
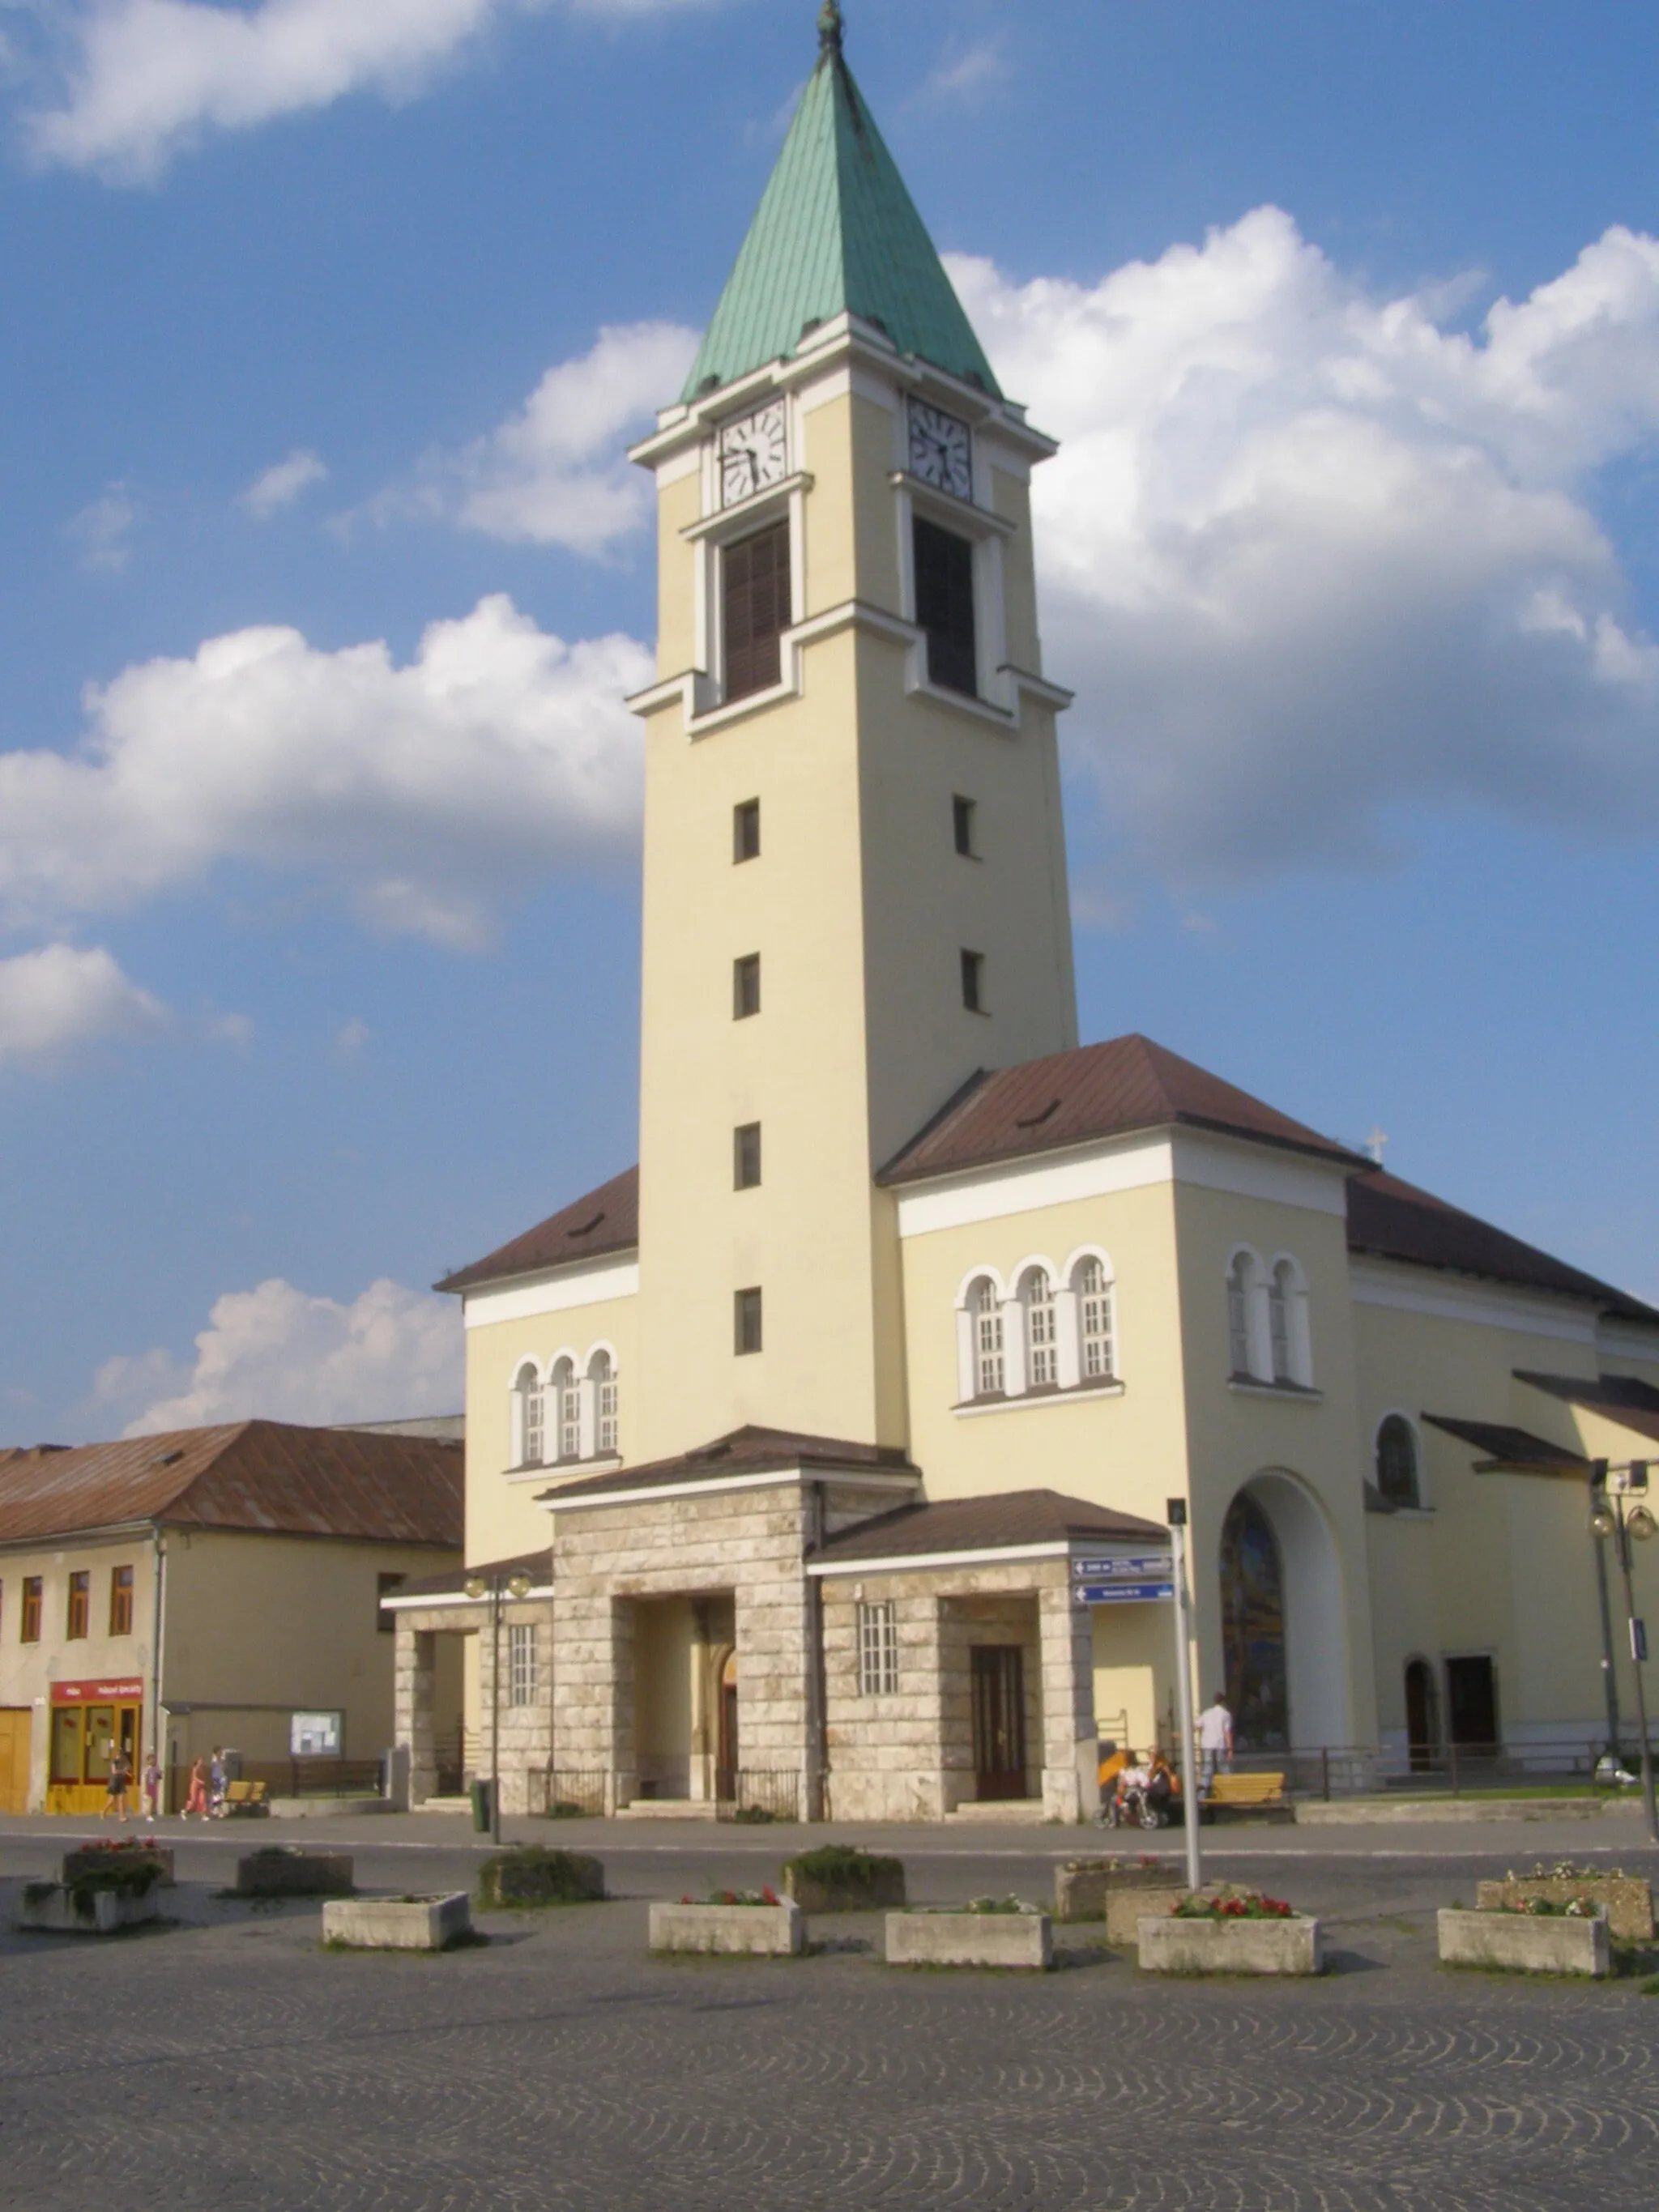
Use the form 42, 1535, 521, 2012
719, 400, 788, 505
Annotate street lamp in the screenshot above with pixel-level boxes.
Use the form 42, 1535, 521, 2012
464, 1568, 533, 1845
1166, 1499, 1203, 1896
1589, 1460, 1657, 1845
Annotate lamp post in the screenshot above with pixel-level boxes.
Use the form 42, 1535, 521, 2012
1166, 1499, 1203, 1896
464, 1568, 533, 1846
1589, 1460, 1657, 1845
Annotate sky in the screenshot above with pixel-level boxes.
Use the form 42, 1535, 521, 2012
2, 0, 1658, 1443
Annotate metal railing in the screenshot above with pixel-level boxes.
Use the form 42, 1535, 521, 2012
716, 1768, 801, 1822
1193, 1737, 1630, 1800
534, 1770, 611, 1818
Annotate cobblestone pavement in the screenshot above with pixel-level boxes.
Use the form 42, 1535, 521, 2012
1, 1835, 1656, 2212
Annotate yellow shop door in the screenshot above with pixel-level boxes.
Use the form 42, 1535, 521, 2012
0, 1709, 32, 1813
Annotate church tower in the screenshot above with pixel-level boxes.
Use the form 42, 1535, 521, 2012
626, 5, 1077, 1462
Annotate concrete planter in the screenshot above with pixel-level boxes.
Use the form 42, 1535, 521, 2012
783, 1861, 906, 1914
1438, 1907, 1610, 1978
62, 1847, 173, 1888
19, 1882, 161, 1934
1138, 1912, 1323, 1975
268, 1796, 390, 1820
479, 1851, 605, 1907
885, 1911, 1053, 1970
1105, 1887, 1187, 1948
237, 1848, 354, 1898
322, 1894, 472, 1951
1051, 1858, 1178, 1928
1474, 1877, 1651, 1941
649, 1901, 804, 1956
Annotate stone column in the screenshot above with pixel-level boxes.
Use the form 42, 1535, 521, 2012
734, 1570, 812, 1820
398, 1622, 437, 1806
1038, 1573, 1098, 1822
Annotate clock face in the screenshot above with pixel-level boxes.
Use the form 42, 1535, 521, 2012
908, 399, 972, 500
719, 401, 788, 505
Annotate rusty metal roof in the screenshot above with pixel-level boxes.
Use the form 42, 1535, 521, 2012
878, 1034, 1366, 1185
0, 1421, 463, 1548
437, 1166, 639, 1296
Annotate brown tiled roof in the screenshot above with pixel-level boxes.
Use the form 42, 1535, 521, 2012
878, 1034, 1364, 1185
813, 1489, 1168, 1563
388, 1547, 550, 1603
1348, 1173, 1659, 1323
1513, 1371, 1659, 1446
0, 1421, 463, 1548
1422, 1415, 1591, 1476
437, 1166, 638, 1295
542, 1426, 920, 1505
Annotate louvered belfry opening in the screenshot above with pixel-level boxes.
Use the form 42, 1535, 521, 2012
723, 521, 791, 701
914, 518, 976, 696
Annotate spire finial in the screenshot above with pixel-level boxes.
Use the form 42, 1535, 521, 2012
817, 2, 844, 58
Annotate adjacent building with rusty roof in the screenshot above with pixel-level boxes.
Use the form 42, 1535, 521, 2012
0, 1421, 462, 1816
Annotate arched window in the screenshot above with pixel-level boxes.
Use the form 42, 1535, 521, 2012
1375, 1416, 1420, 1509
1023, 1268, 1057, 1388
1269, 1262, 1293, 1383
515, 1362, 544, 1468
591, 1349, 619, 1455
1219, 1491, 1289, 1750
550, 1357, 580, 1461
1075, 1256, 1115, 1382
1227, 1252, 1258, 1377
972, 1276, 1004, 1397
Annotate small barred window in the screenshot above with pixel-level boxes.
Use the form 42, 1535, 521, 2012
857, 1600, 899, 1696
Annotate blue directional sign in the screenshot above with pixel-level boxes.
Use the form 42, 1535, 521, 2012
1073, 1553, 1173, 1580
1073, 1579, 1174, 1605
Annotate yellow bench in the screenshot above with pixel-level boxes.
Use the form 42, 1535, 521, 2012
221, 1779, 268, 1815
1207, 1772, 1286, 1810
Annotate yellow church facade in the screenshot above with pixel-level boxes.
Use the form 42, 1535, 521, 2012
391, 8, 1659, 1820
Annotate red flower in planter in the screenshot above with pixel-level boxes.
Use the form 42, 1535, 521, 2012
761, 1886, 778, 1907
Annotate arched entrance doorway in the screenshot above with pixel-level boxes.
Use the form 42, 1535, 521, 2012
1220, 1493, 1288, 1750
715, 1649, 739, 1801
1404, 1657, 1439, 1771
1219, 1473, 1349, 1752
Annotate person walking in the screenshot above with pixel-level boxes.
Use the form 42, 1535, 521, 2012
207, 1747, 226, 1820
101, 1745, 133, 1825
182, 1754, 209, 1820
141, 1750, 163, 1825
1198, 1691, 1234, 1795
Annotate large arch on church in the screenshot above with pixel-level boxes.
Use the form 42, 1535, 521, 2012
1218, 1473, 1347, 1751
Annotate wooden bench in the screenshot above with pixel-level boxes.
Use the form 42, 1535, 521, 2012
220, 1779, 269, 1817
1205, 1771, 1290, 1822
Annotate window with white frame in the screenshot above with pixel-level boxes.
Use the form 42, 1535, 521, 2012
592, 1350, 619, 1455
507, 1622, 538, 1708
972, 1276, 1004, 1396
549, 1356, 580, 1460
1269, 1263, 1292, 1382
857, 1600, 899, 1695
515, 1362, 544, 1468
1077, 1256, 1115, 1381
1024, 1268, 1057, 1387
1375, 1415, 1420, 1508
1227, 1253, 1256, 1377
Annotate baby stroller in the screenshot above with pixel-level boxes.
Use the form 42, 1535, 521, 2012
1096, 1745, 1180, 1829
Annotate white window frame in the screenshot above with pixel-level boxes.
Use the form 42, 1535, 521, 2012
856, 1599, 899, 1696
1226, 1247, 1272, 1382
506, 1621, 538, 1709
589, 1346, 620, 1457
1268, 1253, 1314, 1388
1070, 1251, 1116, 1384
1374, 1410, 1425, 1508
1022, 1266, 1057, 1389
513, 1362, 545, 1469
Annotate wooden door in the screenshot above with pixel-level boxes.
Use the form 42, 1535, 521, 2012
0, 1709, 31, 1813
970, 1645, 1027, 1801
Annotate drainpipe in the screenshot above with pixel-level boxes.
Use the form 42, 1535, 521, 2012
150, 1526, 168, 1807
804, 1481, 828, 1823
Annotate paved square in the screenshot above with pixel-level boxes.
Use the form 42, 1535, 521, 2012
2, 1823, 1656, 2210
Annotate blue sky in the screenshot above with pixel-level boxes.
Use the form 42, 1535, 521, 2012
2, 0, 1657, 1441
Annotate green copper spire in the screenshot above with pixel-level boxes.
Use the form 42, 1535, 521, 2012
681, 11, 1001, 403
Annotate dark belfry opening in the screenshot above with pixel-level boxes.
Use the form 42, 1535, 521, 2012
914, 518, 977, 696
723, 522, 791, 701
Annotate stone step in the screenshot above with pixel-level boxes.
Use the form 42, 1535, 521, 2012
944, 1799, 1048, 1824
616, 1799, 720, 1821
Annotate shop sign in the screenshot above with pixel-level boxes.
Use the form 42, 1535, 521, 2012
51, 1678, 144, 1705
290, 1711, 343, 1756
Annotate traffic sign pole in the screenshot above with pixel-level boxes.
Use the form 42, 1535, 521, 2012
1167, 1499, 1203, 1895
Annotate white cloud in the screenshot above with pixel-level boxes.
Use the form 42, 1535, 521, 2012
96, 1276, 462, 1435
67, 484, 135, 572
948, 214, 1659, 884
242, 447, 327, 518
0, 944, 167, 1068
364, 322, 698, 556
0, 594, 649, 948
921, 38, 1004, 105
28, 0, 723, 181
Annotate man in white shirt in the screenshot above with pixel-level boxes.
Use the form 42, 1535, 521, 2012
1197, 1692, 1233, 1792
